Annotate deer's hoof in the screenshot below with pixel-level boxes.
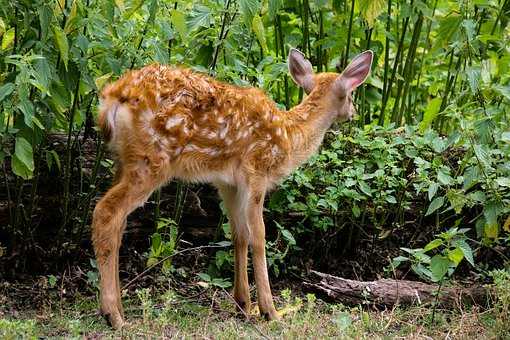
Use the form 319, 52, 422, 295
261, 308, 281, 321
102, 308, 125, 330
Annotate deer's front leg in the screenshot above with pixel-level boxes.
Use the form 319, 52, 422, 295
246, 187, 279, 320
216, 184, 251, 314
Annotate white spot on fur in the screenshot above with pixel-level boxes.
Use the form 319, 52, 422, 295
166, 116, 184, 130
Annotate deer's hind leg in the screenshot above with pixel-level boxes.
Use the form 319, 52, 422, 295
91, 162, 160, 329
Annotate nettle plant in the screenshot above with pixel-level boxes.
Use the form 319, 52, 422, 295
147, 217, 178, 270
268, 122, 509, 268
392, 227, 474, 283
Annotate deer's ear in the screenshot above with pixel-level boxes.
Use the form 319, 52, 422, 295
338, 50, 373, 92
288, 48, 315, 94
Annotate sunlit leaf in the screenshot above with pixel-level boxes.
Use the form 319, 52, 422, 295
52, 24, 69, 70
252, 15, 267, 54
171, 9, 187, 40
0, 17, 6, 37
1, 28, 14, 50
503, 216, 510, 233
64, 0, 79, 34
358, 0, 386, 27
419, 98, 442, 132
447, 248, 464, 266
424, 239, 442, 252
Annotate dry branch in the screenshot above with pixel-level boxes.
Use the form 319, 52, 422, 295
304, 270, 491, 309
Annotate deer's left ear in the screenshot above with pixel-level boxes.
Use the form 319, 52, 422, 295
288, 48, 315, 94
338, 50, 373, 92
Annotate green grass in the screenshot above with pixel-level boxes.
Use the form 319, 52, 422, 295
1, 285, 509, 339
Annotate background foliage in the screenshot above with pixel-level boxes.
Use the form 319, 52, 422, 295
0, 0, 509, 282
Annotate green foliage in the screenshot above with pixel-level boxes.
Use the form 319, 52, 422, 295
393, 227, 473, 282
269, 121, 509, 273
0, 0, 508, 280
147, 217, 178, 270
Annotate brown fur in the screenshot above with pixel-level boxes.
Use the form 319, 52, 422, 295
92, 50, 372, 329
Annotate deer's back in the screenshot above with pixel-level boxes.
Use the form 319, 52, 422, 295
100, 64, 291, 185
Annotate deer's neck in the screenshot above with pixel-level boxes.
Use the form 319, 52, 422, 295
282, 94, 337, 171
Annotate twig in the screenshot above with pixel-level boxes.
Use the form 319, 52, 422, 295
122, 244, 228, 290
203, 289, 218, 332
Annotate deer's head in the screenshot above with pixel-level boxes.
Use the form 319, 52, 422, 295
288, 49, 373, 122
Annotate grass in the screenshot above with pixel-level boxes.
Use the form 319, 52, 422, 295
1, 281, 509, 339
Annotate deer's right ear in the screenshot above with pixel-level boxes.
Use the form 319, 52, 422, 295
288, 48, 315, 94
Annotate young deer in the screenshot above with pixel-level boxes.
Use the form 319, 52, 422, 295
92, 48, 373, 329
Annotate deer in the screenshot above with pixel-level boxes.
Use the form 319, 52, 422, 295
92, 48, 373, 329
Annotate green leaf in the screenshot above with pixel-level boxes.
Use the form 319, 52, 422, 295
430, 255, 450, 282
352, 204, 361, 218
188, 5, 212, 31
446, 189, 467, 214
0, 17, 5, 37
52, 24, 69, 70
281, 229, 296, 246
483, 200, 502, 239
465, 66, 480, 95
170, 9, 187, 40
252, 15, 267, 54
426, 196, 444, 216
268, 0, 283, 20
197, 272, 211, 282
454, 240, 474, 266
358, 181, 372, 196
432, 15, 461, 51
447, 248, 464, 266
1, 28, 14, 50
12, 137, 34, 179
358, 0, 386, 27
0, 83, 14, 103
385, 195, 397, 204
501, 131, 510, 142
38, 5, 52, 39
463, 166, 480, 190
151, 232, 162, 254
495, 177, 510, 187
428, 182, 439, 200
484, 222, 498, 239
437, 167, 453, 185
473, 144, 491, 167
419, 98, 442, 132
239, 0, 261, 28
147, 0, 159, 25
424, 239, 442, 252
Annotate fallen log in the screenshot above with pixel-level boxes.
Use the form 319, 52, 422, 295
304, 270, 491, 309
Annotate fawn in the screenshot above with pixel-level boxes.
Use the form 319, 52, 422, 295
92, 48, 373, 329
